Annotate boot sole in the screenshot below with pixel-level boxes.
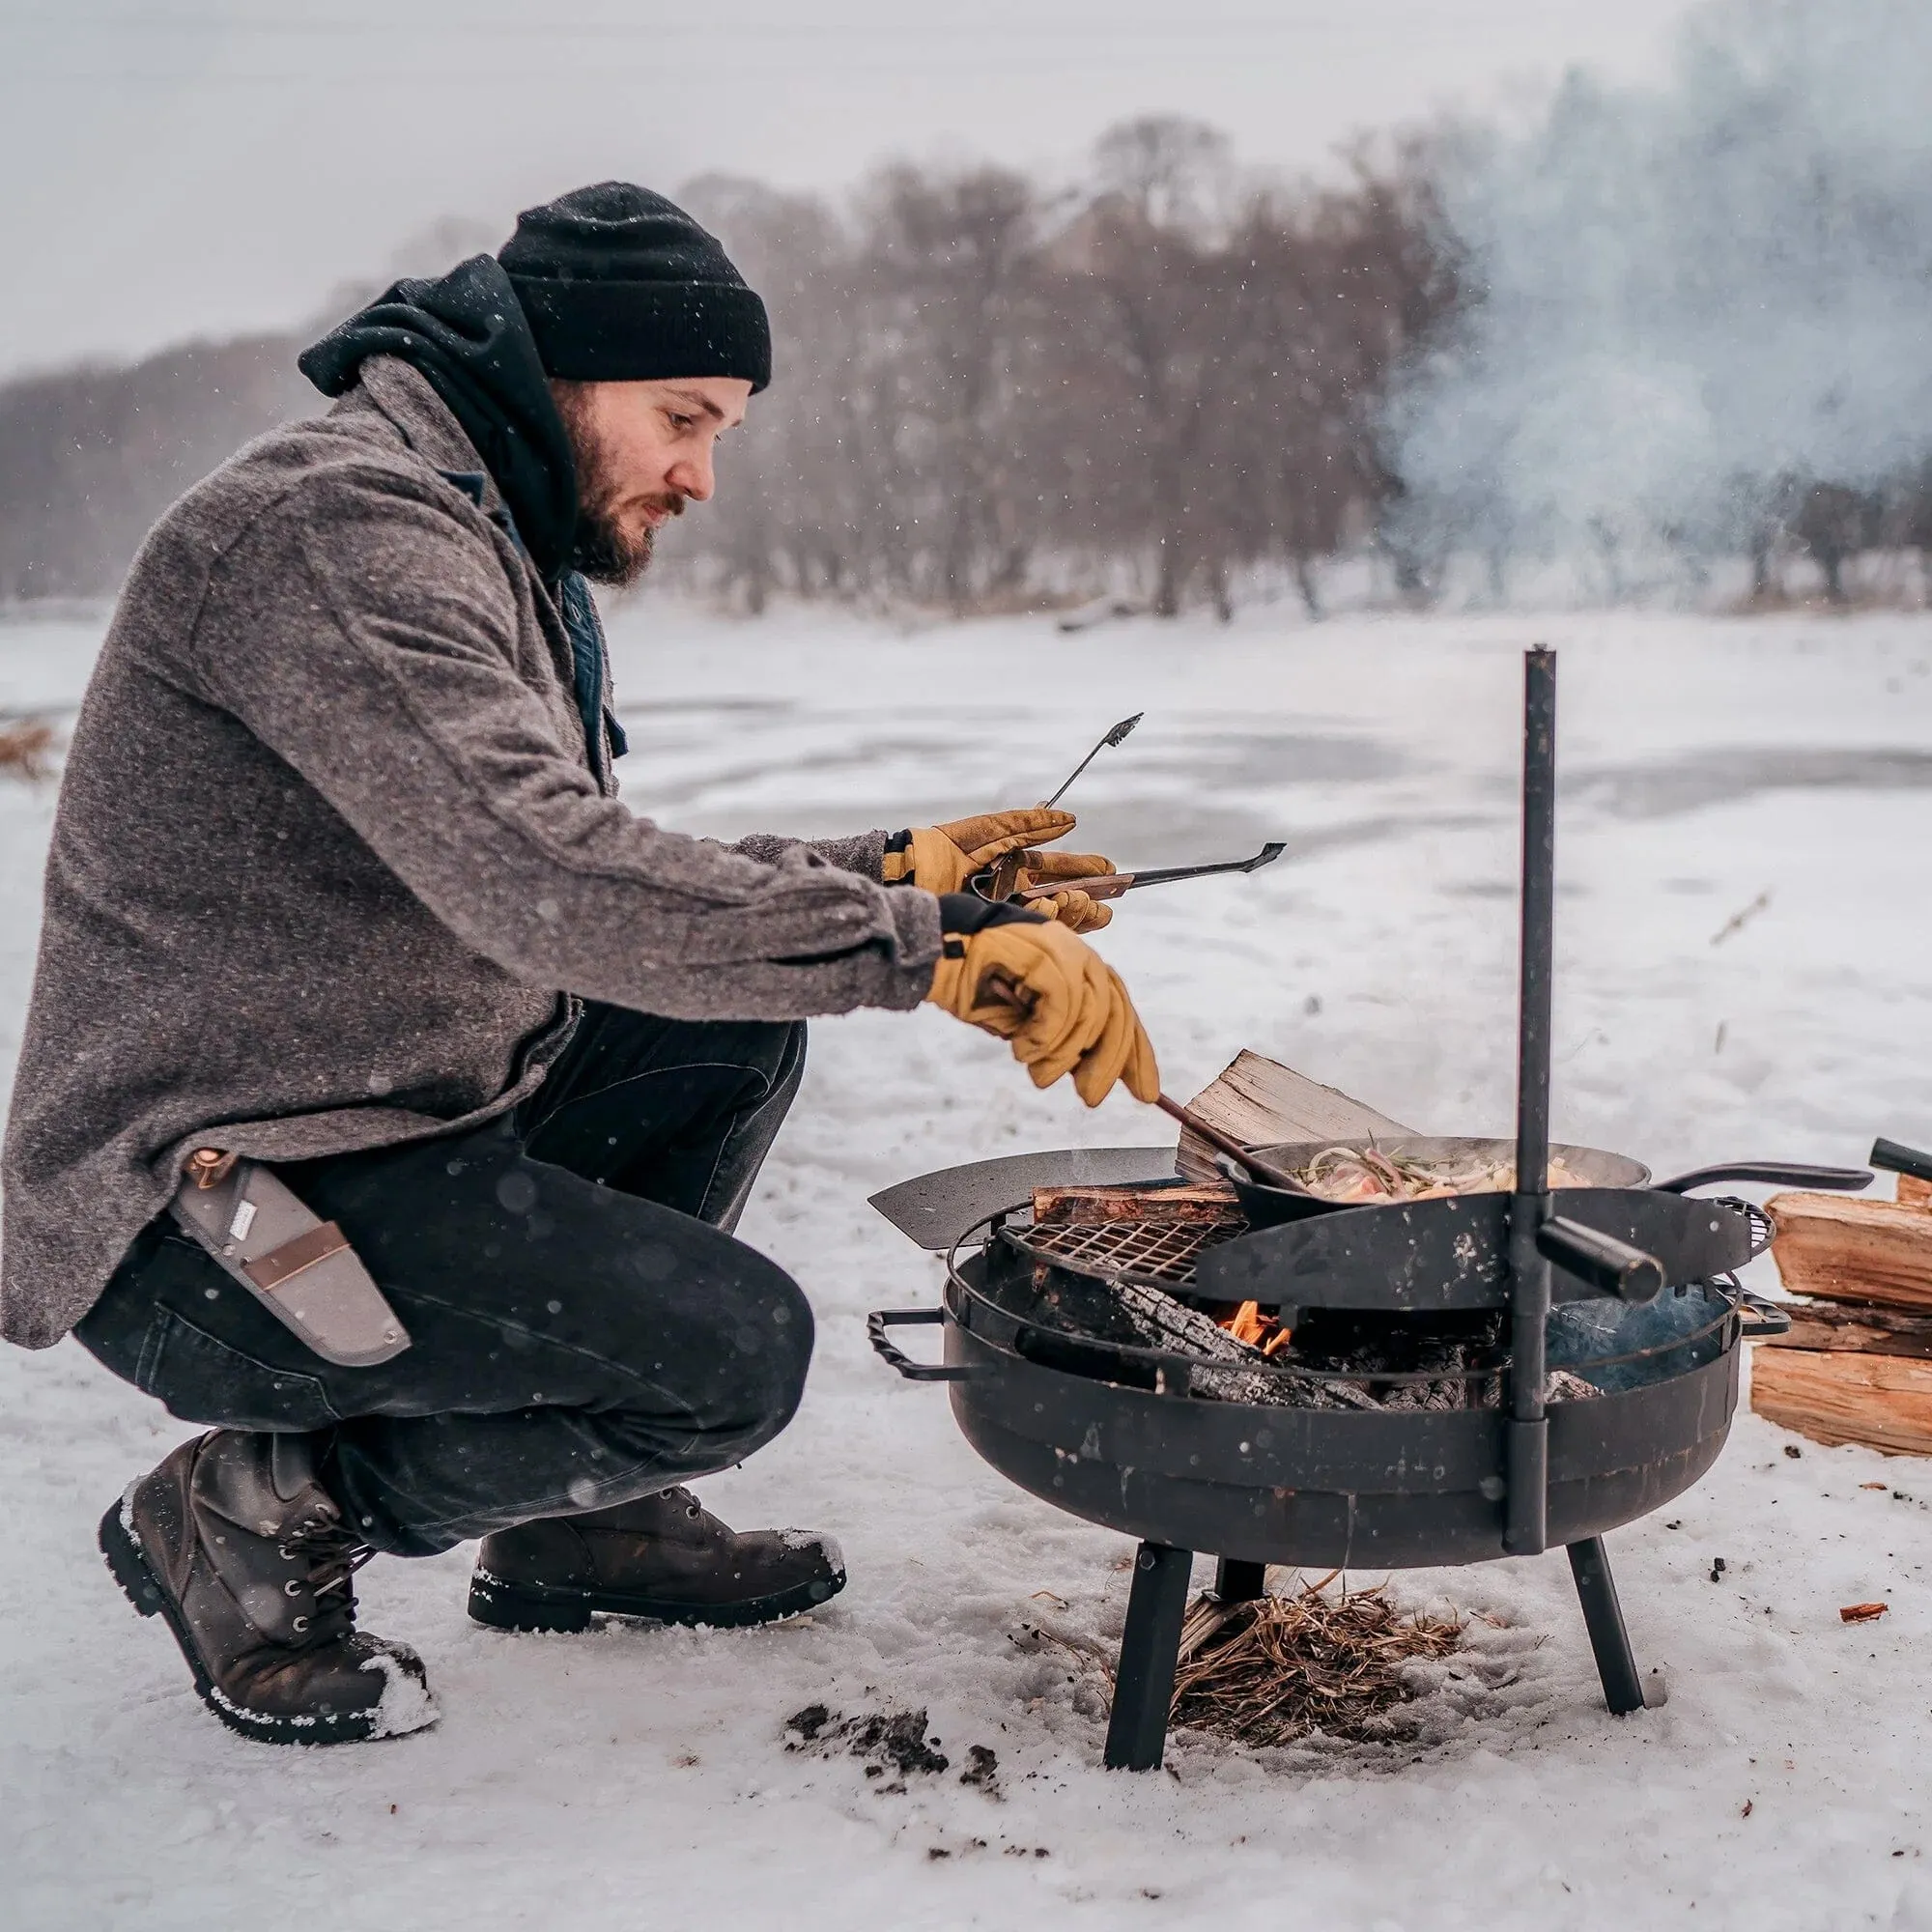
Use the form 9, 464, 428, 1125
467, 1565, 845, 1634
99, 1492, 386, 1747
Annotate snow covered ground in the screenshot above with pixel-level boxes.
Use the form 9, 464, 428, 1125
3, 599, 1931, 1930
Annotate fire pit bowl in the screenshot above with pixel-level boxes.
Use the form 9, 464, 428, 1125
928, 1232, 1743, 1572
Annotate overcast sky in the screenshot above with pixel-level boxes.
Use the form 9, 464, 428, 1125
1, 0, 1694, 380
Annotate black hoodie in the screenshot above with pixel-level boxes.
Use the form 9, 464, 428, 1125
299, 255, 578, 584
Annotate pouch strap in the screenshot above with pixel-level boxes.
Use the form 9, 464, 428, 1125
242, 1221, 351, 1293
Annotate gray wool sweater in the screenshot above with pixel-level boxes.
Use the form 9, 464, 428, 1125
0, 358, 942, 1349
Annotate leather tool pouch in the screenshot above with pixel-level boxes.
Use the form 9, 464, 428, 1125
168, 1151, 412, 1369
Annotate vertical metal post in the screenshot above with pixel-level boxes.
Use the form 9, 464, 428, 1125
1504, 647, 1556, 1556
1212, 1557, 1268, 1604
1104, 1542, 1194, 1771
1567, 1538, 1659, 1714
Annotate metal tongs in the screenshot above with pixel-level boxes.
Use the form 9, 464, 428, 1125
970, 713, 1287, 905
1001, 843, 1287, 905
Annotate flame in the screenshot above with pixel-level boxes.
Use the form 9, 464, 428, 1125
1220, 1299, 1293, 1357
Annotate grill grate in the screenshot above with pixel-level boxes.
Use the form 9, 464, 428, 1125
1011, 1213, 1247, 1286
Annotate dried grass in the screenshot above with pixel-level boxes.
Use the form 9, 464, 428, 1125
0, 719, 57, 782
1166, 1578, 1465, 1748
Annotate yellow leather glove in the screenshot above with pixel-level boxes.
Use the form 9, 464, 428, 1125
925, 896, 1159, 1108
882, 810, 1115, 928
1021, 888, 1112, 935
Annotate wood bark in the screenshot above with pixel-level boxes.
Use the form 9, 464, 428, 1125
1769, 1298, 1932, 1360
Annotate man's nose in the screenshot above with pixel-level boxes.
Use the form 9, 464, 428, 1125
668, 445, 716, 503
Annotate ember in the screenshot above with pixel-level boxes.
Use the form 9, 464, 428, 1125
1219, 1299, 1293, 1357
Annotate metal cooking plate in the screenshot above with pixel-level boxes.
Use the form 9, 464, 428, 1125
1197, 1187, 1758, 1311
867, 1146, 1179, 1250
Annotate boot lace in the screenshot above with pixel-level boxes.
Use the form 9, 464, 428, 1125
279, 1518, 376, 1644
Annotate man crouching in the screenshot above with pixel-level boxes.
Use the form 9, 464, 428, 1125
0, 184, 1156, 1743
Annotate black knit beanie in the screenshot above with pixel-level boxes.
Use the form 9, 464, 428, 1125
497, 182, 771, 392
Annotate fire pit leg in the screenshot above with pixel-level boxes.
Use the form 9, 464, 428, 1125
1104, 1542, 1194, 1771
1213, 1557, 1267, 1604
1568, 1537, 1662, 1715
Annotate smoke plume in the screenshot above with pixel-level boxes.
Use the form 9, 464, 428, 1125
1387, 0, 1932, 584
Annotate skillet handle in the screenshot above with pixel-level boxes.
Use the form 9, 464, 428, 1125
867, 1308, 972, 1383
1537, 1215, 1666, 1303
1654, 1161, 1873, 1195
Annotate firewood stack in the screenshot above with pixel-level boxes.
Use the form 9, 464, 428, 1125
1752, 1139, 1932, 1456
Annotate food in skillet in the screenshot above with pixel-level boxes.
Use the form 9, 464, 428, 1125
1289, 1146, 1588, 1204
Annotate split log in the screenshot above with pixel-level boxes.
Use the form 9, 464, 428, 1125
1031, 1181, 1238, 1225
1751, 1347, 1932, 1457
1900, 1175, 1932, 1210
1175, 1051, 1412, 1183
1767, 1192, 1932, 1310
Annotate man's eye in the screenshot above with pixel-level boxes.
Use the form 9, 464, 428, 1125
668, 413, 695, 431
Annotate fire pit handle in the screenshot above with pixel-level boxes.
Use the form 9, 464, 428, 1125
867, 1308, 973, 1382
1536, 1215, 1665, 1303
1654, 1161, 1873, 1195
1734, 1289, 1793, 1338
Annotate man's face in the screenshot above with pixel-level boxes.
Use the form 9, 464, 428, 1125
552, 375, 753, 585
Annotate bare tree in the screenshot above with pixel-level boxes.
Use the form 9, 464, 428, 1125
855, 163, 1047, 610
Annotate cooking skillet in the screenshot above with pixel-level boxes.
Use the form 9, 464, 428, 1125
1221, 1134, 1869, 1231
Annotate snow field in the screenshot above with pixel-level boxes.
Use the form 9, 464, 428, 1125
3, 601, 1931, 1929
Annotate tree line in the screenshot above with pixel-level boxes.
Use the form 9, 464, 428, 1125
0, 118, 1454, 618
0, 114, 1926, 616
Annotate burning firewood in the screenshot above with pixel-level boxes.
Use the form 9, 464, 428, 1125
1094, 1266, 1594, 1411
1100, 1270, 1378, 1409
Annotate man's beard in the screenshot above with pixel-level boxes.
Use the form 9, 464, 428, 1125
570, 497, 658, 586
553, 387, 683, 587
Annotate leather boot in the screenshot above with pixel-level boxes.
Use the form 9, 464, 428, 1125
99, 1430, 436, 1746
469, 1487, 846, 1633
